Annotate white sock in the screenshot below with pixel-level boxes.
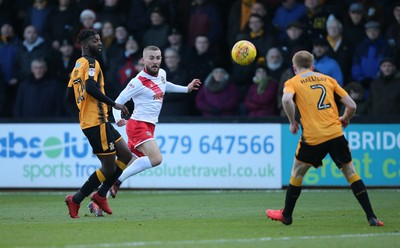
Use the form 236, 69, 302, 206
118, 156, 152, 182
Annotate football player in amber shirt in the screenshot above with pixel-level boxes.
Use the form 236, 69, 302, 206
64, 29, 133, 218
266, 50, 384, 227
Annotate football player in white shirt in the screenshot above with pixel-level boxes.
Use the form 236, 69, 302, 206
108, 45, 201, 198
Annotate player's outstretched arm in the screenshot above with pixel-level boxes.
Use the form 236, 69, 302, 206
187, 79, 201, 92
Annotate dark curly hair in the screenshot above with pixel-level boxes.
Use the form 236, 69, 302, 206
76, 29, 98, 44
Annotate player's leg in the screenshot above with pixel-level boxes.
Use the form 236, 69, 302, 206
266, 158, 311, 225
108, 140, 160, 198
341, 163, 384, 226
109, 120, 160, 197
65, 124, 117, 218
282, 159, 310, 218
330, 135, 383, 226
118, 139, 161, 182
96, 130, 134, 198
267, 141, 324, 225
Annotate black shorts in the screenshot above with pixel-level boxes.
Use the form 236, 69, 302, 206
82, 123, 122, 155
295, 135, 352, 169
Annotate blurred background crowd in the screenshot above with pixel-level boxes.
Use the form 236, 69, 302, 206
0, 0, 399, 120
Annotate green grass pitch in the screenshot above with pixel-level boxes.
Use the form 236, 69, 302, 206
0, 189, 399, 248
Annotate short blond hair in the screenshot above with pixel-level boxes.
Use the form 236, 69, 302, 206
143, 45, 160, 55
292, 50, 314, 70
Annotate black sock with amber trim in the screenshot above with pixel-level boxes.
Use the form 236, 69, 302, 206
351, 179, 376, 219
73, 170, 103, 204
97, 166, 123, 197
283, 184, 302, 218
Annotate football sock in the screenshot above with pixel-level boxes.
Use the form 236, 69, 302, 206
118, 156, 152, 182
97, 160, 126, 197
350, 179, 376, 219
73, 169, 104, 204
283, 177, 303, 218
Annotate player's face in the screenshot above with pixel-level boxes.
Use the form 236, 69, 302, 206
87, 34, 102, 56
143, 49, 162, 76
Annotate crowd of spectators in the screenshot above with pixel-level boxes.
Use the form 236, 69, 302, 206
0, 0, 399, 120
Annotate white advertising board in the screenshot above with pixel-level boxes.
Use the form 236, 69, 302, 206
0, 123, 281, 189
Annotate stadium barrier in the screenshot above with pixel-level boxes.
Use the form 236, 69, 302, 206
0, 117, 399, 188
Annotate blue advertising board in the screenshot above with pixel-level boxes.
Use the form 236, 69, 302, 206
282, 124, 400, 186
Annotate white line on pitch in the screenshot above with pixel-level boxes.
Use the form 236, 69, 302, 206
39, 232, 399, 248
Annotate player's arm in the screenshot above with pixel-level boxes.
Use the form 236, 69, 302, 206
166, 79, 201, 93
112, 79, 139, 126
339, 95, 357, 128
85, 78, 129, 116
282, 92, 299, 135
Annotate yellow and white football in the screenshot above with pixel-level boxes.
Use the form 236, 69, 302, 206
231, 40, 257, 66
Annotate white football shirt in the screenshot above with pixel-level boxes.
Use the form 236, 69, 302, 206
113, 68, 188, 124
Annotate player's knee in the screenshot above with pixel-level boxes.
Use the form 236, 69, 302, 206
150, 155, 162, 167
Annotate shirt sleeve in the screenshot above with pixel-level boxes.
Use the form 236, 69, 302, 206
115, 78, 140, 104
283, 79, 295, 94
166, 82, 188, 93
332, 78, 348, 98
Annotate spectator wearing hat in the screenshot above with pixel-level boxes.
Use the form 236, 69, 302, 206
142, 6, 170, 51
243, 64, 278, 117
78, 9, 96, 29
272, 0, 307, 42
166, 26, 190, 65
343, 2, 367, 48
195, 67, 241, 117
73, 9, 97, 50
325, 14, 354, 84
312, 36, 344, 86
368, 58, 400, 116
279, 21, 312, 65
385, 1, 400, 66
351, 20, 392, 91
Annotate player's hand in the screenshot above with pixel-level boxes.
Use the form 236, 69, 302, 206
188, 79, 201, 92
339, 116, 350, 128
115, 119, 128, 127
289, 121, 299, 135
114, 103, 129, 116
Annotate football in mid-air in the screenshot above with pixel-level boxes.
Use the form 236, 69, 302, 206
231, 40, 257, 66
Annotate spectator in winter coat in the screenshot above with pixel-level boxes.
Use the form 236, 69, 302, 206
351, 21, 392, 90
195, 68, 241, 117
312, 37, 344, 86
244, 65, 278, 117
368, 57, 400, 116
13, 58, 65, 118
